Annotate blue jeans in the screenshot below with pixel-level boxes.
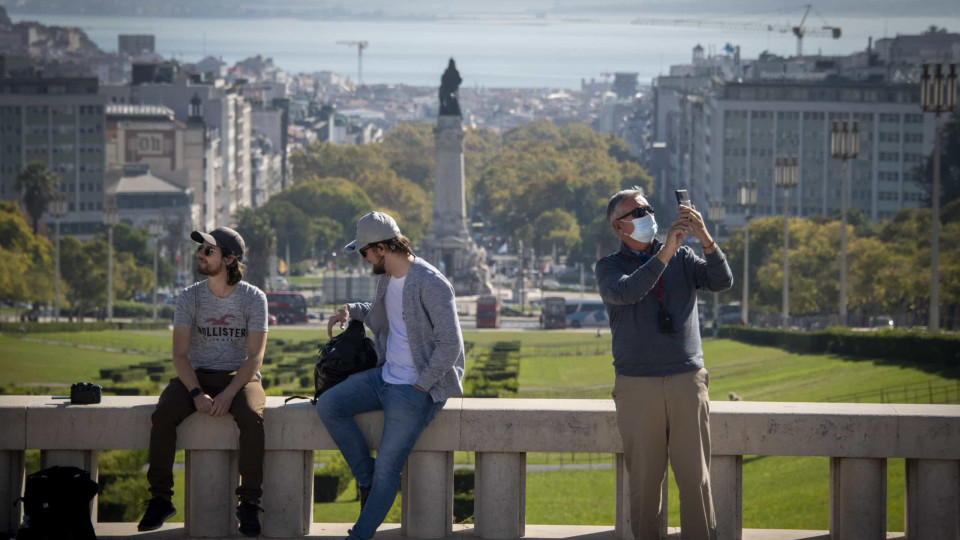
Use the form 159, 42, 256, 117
317, 366, 445, 540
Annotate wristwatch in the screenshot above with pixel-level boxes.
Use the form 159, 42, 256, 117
189, 387, 202, 398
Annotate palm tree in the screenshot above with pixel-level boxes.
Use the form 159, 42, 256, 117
14, 162, 60, 235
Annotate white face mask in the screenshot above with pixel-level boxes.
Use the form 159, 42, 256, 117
626, 214, 658, 243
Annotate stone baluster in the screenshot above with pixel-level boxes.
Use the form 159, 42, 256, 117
0, 402, 25, 534
711, 455, 743, 540
401, 451, 454, 539
905, 459, 960, 540
184, 449, 238, 537
829, 457, 886, 540
475, 452, 525, 539
262, 450, 314, 537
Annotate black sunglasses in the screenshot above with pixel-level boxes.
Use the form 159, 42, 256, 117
617, 205, 655, 221
359, 244, 377, 258
197, 244, 219, 256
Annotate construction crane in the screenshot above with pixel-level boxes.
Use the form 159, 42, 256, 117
631, 5, 840, 58
336, 40, 369, 86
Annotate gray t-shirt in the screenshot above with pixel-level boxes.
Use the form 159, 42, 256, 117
173, 280, 269, 371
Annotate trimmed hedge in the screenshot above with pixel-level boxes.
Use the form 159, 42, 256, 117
725, 327, 960, 366
0, 321, 170, 334
463, 341, 521, 398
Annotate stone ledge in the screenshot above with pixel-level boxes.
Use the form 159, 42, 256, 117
1, 397, 959, 459
90, 523, 908, 540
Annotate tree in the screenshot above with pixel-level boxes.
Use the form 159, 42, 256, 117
531, 209, 580, 255
59, 236, 107, 321
14, 162, 60, 235
0, 201, 54, 307
98, 223, 174, 294
234, 208, 276, 290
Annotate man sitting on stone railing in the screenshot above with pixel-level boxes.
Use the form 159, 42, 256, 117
321, 211, 465, 540
137, 227, 269, 537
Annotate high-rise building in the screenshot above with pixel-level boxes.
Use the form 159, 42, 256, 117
0, 75, 108, 237
699, 80, 932, 227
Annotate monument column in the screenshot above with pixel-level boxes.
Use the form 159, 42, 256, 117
419, 58, 492, 296
433, 116, 468, 238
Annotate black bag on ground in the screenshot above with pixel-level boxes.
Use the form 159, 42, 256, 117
17, 465, 99, 540
285, 319, 378, 405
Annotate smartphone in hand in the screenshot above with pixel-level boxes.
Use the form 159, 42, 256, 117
675, 189, 691, 207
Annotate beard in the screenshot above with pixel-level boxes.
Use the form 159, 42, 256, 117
371, 258, 387, 275
197, 258, 224, 277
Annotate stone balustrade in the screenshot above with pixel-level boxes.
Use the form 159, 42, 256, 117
1, 397, 959, 540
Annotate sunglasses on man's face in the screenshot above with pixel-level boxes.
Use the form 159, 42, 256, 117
197, 244, 219, 256
617, 205, 655, 221
359, 244, 376, 258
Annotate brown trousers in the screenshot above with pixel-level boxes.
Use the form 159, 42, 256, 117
613, 368, 716, 540
147, 370, 266, 503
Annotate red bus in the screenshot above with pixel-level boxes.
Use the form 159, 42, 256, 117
266, 291, 309, 324
476, 295, 501, 329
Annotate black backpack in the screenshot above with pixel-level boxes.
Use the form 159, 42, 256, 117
17, 466, 99, 540
285, 319, 378, 405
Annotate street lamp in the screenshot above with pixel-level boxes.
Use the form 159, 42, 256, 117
49, 193, 68, 323
830, 119, 860, 327
103, 201, 119, 322
920, 63, 958, 331
331, 251, 338, 308
775, 156, 798, 329
708, 200, 726, 336
149, 221, 163, 322
737, 181, 757, 326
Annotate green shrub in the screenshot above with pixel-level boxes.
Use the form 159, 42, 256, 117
313, 454, 353, 502
727, 327, 960, 366
112, 368, 147, 382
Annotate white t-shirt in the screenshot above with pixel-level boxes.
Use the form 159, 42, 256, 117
382, 275, 418, 385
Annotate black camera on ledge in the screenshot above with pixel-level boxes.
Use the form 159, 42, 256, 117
69, 382, 102, 404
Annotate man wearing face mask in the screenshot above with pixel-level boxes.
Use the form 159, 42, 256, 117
596, 186, 733, 540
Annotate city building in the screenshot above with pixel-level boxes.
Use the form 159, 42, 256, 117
700, 79, 932, 227
0, 75, 108, 237
101, 69, 253, 225
118, 35, 155, 58
105, 102, 222, 230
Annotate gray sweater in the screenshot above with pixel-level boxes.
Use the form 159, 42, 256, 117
596, 241, 733, 377
347, 257, 465, 402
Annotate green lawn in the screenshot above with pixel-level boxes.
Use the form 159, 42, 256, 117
0, 335, 162, 385
519, 337, 959, 403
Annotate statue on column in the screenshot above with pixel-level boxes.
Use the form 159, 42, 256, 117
439, 58, 462, 117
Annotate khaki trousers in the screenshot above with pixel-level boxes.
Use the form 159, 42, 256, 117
613, 368, 716, 540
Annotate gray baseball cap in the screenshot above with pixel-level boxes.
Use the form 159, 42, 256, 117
344, 211, 402, 253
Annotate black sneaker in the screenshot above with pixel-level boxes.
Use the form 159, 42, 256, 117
237, 501, 263, 537
137, 496, 176, 532
358, 485, 371, 511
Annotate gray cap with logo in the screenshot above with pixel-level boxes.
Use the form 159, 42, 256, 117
344, 211, 402, 253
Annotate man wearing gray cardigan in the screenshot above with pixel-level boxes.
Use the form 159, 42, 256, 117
596, 187, 732, 540
320, 211, 465, 540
